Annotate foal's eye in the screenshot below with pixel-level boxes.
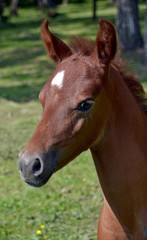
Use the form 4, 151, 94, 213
76, 98, 94, 112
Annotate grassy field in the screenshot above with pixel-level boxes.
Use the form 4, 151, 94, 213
0, 1, 147, 239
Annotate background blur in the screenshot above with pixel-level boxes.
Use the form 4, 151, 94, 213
0, 0, 147, 239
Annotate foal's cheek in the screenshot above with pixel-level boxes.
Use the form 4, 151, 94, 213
72, 118, 85, 135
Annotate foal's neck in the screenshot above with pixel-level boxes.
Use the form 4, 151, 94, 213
91, 66, 147, 238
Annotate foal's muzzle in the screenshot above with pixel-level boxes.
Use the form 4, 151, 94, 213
19, 150, 59, 187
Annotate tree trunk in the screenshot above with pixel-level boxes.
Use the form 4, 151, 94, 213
115, 0, 143, 51
92, 0, 97, 20
144, 0, 147, 63
10, 0, 19, 16
0, 0, 5, 18
62, 0, 68, 5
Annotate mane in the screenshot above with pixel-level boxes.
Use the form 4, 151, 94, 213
69, 37, 147, 115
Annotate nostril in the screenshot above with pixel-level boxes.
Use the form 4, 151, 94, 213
32, 158, 43, 177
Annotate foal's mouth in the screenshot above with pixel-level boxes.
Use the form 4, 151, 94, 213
19, 149, 60, 187
23, 171, 54, 188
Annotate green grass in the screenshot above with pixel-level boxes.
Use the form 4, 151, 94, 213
0, 1, 147, 239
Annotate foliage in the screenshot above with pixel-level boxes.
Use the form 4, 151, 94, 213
0, 1, 147, 239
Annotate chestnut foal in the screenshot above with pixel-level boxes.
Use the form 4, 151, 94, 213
19, 20, 147, 240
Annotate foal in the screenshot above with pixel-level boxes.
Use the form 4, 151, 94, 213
19, 19, 147, 240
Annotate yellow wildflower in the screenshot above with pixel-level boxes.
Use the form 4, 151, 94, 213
44, 236, 48, 239
40, 224, 45, 229
36, 230, 42, 235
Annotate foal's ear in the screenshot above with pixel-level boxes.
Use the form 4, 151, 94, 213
41, 20, 72, 63
96, 19, 117, 64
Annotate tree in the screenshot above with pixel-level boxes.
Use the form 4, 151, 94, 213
0, 0, 4, 19
10, 0, 19, 16
93, 0, 97, 20
114, 0, 144, 51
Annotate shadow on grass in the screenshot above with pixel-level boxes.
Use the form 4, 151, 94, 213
0, 18, 42, 32
0, 48, 43, 68
0, 57, 55, 102
0, 83, 43, 102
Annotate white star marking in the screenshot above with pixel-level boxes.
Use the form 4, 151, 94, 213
51, 71, 65, 89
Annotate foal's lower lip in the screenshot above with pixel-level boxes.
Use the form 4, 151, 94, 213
25, 172, 53, 188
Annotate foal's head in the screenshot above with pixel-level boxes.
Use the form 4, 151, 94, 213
19, 19, 117, 187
